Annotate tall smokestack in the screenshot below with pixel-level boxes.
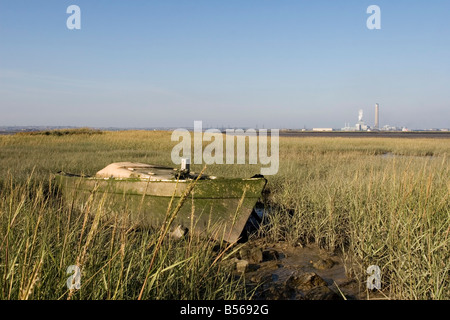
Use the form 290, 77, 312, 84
375, 103, 379, 129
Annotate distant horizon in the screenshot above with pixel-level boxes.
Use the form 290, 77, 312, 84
1, 124, 449, 131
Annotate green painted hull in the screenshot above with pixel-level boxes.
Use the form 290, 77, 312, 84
55, 173, 267, 242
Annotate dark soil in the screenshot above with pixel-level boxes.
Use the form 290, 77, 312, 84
230, 239, 387, 300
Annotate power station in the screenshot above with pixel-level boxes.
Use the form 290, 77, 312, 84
341, 103, 381, 131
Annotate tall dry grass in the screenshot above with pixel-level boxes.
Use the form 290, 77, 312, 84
258, 137, 449, 300
0, 130, 449, 299
0, 169, 248, 300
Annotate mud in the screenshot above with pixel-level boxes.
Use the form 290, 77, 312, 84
230, 239, 386, 300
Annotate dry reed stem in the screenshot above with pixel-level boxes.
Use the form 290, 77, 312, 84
138, 165, 207, 300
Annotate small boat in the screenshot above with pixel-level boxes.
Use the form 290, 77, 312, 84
55, 162, 267, 243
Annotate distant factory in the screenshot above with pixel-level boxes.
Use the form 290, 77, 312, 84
341, 107, 372, 131
341, 103, 404, 132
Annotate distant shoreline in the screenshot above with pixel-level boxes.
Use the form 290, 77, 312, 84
278, 131, 450, 139
1, 128, 449, 139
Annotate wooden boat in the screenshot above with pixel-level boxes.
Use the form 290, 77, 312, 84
55, 162, 267, 243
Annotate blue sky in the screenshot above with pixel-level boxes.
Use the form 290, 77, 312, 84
0, 0, 449, 129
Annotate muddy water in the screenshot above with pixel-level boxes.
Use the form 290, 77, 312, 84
233, 239, 386, 300
234, 201, 391, 299
380, 152, 435, 159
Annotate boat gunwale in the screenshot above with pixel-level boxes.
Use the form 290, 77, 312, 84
54, 173, 267, 199
54, 173, 266, 183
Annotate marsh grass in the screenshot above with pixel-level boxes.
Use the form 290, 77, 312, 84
264, 152, 449, 299
0, 170, 247, 300
0, 131, 449, 299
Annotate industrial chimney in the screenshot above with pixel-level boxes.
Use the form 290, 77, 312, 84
375, 103, 379, 130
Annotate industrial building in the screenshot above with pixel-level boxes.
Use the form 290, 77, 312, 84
313, 128, 334, 132
341, 108, 371, 131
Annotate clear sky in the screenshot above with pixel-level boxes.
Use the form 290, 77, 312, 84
1, 0, 449, 129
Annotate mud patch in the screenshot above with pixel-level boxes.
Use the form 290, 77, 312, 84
229, 240, 379, 300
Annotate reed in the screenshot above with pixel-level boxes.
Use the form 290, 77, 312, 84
0, 131, 448, 299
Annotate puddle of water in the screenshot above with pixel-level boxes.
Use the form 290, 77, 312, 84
380, 152, 434, 159
242, 202, 270, 236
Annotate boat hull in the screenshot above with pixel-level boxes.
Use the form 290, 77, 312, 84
55, 174, 267, 243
